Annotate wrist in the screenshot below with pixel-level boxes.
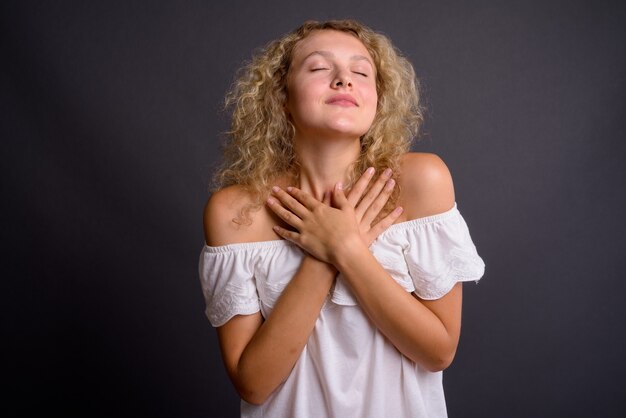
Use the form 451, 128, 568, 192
331, 234, 369, 270
303, 254, 338, 277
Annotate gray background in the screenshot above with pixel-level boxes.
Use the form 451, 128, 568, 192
3, 0, 625, 416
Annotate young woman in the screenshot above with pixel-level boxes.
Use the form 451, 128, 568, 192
200, 20, 485, 417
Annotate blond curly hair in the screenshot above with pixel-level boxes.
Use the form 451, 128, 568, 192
214, 19, 423, 222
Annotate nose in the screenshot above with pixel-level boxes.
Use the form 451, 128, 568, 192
332, 71, 352, 88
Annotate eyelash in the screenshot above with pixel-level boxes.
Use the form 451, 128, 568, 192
311, 68, 367, 77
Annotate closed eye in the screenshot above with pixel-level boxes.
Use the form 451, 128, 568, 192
353, 71, 368, 77
311, 68, 329, 71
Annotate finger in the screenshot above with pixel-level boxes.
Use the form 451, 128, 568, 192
332, 182, 349, 209
266, 196, 304, 229
355, 168, 392, 219
346, 167, 375, 207
286, 187, 321, 211
322, 191, 331, 205
272, 225, 301, 244
361, 178, 395, 226
368, 206, 403, 239
271, 186, 309, 219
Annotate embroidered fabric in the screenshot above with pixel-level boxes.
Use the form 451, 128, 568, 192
199, 203, 485, 326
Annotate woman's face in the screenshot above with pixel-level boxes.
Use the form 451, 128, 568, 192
285, 30, 378, 141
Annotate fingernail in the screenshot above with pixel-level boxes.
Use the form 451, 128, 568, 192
336, 182, 343, 190
286, 186, 293, 192
385, 179, 395, 189
272, 186, 280, 193
366, 167, 375, 175
267, 197, 276, 204
395, 206, 403, 214
383, 168, 392, 178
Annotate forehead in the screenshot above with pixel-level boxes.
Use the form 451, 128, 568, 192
291, 30, 373, 65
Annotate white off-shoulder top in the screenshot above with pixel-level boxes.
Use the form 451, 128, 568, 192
199, 204, 485, 418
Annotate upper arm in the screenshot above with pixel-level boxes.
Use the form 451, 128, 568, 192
400, 153, 462, 362
417, 283, 463, 360
204, 185, 278, 246
399, 152, 455, 220
203, 187, 240, 246
203, 186, 260, 246
202, 187, 264, 381
216, 312, 264, 386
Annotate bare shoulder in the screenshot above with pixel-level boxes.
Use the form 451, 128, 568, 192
398, 152, 455, 220
203, 185, 277, 246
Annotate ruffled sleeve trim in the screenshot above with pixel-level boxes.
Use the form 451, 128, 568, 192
199, 240, 301, 326
199, 245, 263, 327
369, 203, 485, 301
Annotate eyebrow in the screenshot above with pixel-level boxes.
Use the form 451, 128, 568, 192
302, 50, 374, 68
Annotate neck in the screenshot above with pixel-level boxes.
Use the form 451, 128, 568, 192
294, 135, 361, 201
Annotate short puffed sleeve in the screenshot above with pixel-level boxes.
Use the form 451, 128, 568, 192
382, 204, 485, 300
198, 245, 260, 327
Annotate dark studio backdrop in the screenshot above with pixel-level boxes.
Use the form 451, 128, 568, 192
3, 0, 626, 417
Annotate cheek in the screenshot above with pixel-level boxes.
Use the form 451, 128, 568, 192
285, 91, 303, 119
356, 78, 377, 101
285, 89, 315, 126
288, 86, 321, 116
286, 95, 307, 120
365, 88, 378, 117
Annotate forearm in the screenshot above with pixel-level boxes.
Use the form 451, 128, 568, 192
333, 240, 458, 371
235, 256, 335, 404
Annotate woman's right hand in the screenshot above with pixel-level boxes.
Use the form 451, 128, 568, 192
268, 167, 403, 263
346, 167, 403, 246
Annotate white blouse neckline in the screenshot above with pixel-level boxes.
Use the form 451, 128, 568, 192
203, 203, 459, 253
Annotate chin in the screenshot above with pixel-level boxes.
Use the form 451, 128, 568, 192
295, 120, 372, 141
324, 120, 371, 137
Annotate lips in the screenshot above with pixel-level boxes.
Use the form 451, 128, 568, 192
325, 94, 358, 107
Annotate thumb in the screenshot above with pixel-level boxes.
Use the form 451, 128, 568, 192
332, 182, 349, 208
322, 191, 331, 205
